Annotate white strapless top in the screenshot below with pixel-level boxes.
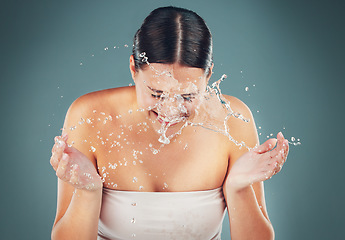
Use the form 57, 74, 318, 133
98, 187, 227, 240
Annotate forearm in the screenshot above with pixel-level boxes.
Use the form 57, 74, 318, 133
51, 188, 102, 240
223, 184, 274, 240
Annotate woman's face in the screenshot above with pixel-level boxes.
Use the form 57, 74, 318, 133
129, 55, 213, 128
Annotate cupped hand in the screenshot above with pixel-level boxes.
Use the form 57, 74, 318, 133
226, 132, 289, 191
50, 133, 103, 191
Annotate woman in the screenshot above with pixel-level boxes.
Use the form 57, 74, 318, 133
50, 6, 289, 240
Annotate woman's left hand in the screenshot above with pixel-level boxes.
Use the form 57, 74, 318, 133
226, 132, 289, 191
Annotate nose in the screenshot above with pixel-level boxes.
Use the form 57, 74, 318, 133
157, 94, 187, 118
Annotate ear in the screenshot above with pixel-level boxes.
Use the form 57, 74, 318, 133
206, 63, 214, 83
129, 55, 137, 82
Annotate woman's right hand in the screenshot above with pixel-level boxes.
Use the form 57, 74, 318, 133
50, 133, 103, 191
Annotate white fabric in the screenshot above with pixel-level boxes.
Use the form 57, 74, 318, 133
98, 187, 227, 240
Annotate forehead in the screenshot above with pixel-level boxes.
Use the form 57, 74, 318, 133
139, 63, 206, 93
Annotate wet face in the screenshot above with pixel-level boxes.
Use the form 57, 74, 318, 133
129, 55, 213, 129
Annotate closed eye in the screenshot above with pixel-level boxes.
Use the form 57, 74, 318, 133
182, 96, 195, 102
151, 94, 195, 102
151, 94, 162, 99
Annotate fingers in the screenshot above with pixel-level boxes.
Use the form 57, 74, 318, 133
50, 133, 69, 170
254, 132, 289, 182
267, 132, 289, 175
253, 138, 277, 154
70, 164, 79, 185
62, 132, 68, 141
269, 132, 288, 161
56, 153, 70, 179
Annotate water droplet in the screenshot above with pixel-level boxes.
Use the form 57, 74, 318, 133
80, 62, 83, 66
131, 233, 136, 237
158, 135, 170, 144
291, 137, 295, 141
139, 186, 144, 190
78, 118, 85, 124
90, 146, 96, 152
131, 218, 136, 223
124, 44, 128, 47
131, 202, 137, 206
133, 177, 138, 183
245, 87, 249, 91
104, 47, 108, 50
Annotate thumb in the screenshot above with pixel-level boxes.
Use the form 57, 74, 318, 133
61, 132, 68, 142
253, 138, 277, 154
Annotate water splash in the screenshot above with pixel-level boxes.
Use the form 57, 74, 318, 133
139, 52, 252, 150
58, 49, 301, 191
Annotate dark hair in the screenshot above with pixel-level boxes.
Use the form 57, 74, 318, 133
132, 6, 213, 75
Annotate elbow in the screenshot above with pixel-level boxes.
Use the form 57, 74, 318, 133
51, 224, 61, 240
260, 218, 275, 240
51, 227, 57, 240
256, 224, 275, 240
50, 223, 64, 240
266, 224, 275, 240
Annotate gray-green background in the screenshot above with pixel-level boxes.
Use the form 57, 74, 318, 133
1, 0, 344, 239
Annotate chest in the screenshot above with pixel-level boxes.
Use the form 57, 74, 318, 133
94, 120, 230, 192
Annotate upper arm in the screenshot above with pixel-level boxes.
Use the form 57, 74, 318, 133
224, 95, 271, 221
52, 94, 97, 227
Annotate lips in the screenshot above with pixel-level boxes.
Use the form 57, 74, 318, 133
151, 110, 186, 126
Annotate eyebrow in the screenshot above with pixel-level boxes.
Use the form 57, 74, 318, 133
147, 86, 198, 96
147, 86, 163, 94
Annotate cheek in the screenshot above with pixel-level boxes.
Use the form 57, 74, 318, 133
184, 101, 198, 115
137, 94, 158, 109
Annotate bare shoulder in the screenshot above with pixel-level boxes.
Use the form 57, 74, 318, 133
66, 86, 135, 118
62, 86, 135, 156
222, 95, 253, 119
222, 94, 259, 155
